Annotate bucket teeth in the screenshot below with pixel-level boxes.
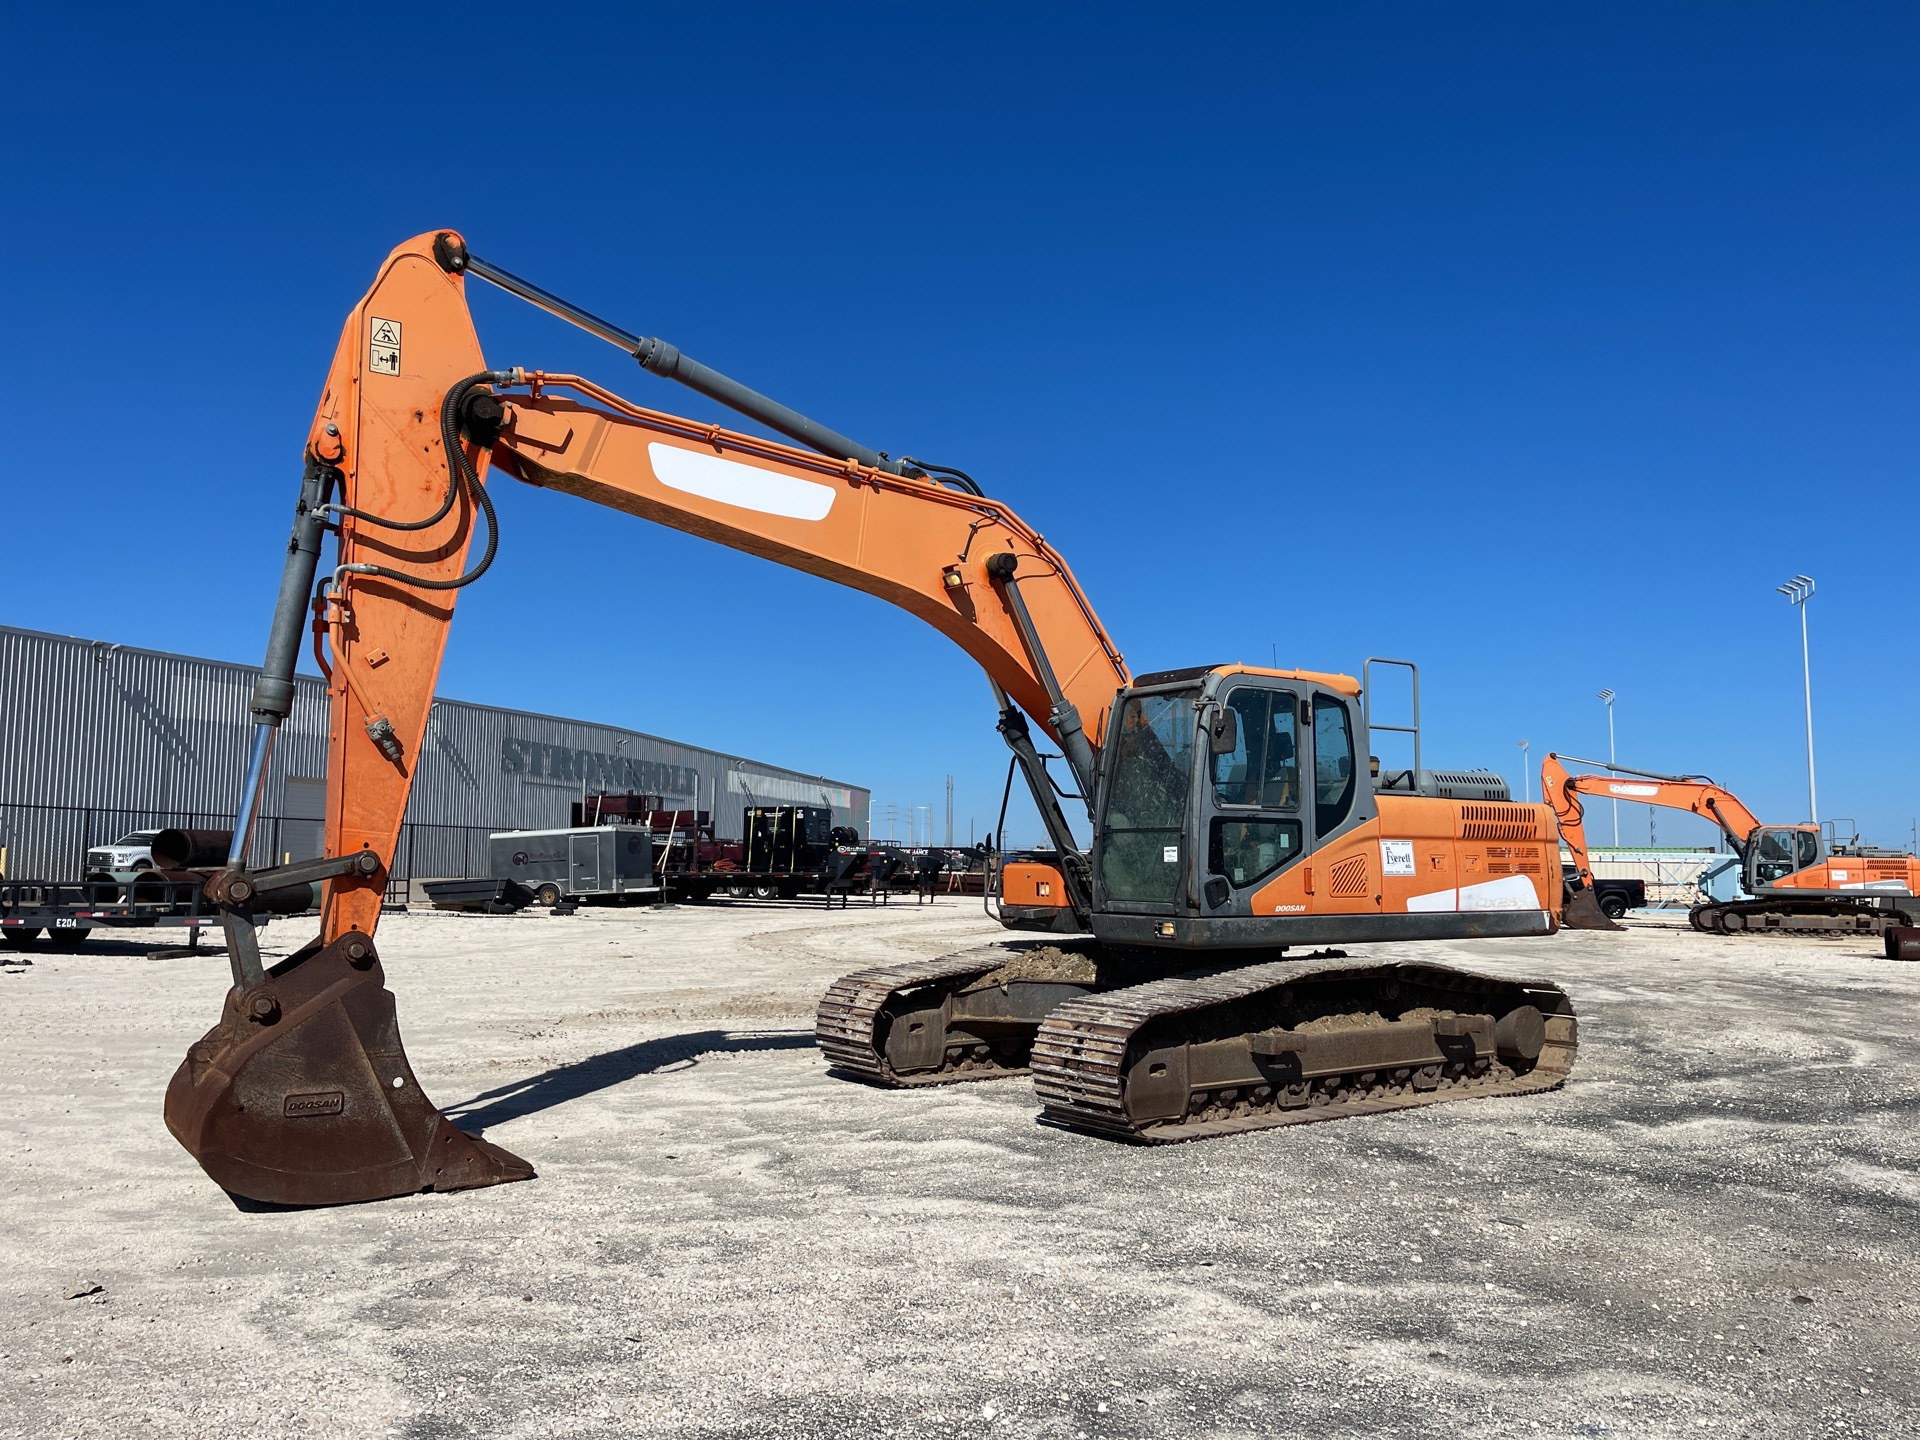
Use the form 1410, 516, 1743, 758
164, 934, 533, 1206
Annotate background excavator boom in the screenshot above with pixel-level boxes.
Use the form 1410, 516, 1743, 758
1542, 752, 1765, 890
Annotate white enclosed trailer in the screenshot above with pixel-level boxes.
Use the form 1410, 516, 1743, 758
488, 826, 659, 905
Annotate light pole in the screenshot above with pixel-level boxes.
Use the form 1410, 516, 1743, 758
1776, 574, 1817, 824
1518, 739, 1530, 803
1597, 689, 1617, 847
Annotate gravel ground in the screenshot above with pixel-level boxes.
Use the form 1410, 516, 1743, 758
2, 901, 1917, 1440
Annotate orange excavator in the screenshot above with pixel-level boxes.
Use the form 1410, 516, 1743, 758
166, 232, 1578, 1206
1542, 753, 1920, 936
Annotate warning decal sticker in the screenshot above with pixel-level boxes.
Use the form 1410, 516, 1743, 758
368, 317, 401, 375
1380, 839, 1416, 876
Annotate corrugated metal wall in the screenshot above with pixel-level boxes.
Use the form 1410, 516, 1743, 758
0, 624, 867, 880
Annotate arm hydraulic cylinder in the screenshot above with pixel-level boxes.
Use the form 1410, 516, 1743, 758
437, 236, 916, 478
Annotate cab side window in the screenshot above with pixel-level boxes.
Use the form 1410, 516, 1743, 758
1313, 697, 1355, 837
1211, 688, 1298, 809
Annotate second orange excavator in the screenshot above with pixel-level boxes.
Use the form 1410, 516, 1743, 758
165, 232, 1578, 1206
1543, 753, 1920, 936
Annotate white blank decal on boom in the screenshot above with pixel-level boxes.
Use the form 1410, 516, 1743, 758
1404, 873, 1539, 914
648, 443, 835, 521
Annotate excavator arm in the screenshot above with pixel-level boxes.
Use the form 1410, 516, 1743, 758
1541, 752, 1765, 894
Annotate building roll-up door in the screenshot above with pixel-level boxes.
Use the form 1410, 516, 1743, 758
280, 777, 327, 864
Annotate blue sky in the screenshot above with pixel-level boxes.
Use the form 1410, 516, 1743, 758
4, 4, 1915, 851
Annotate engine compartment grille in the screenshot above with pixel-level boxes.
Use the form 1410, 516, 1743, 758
1459, 803, 1542, 842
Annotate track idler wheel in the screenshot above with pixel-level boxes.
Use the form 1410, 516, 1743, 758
164, 933, 534, 1206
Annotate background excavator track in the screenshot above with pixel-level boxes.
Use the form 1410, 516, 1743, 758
1689, 899, 1914, 937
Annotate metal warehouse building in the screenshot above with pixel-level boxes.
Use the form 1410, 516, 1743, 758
0, 624, 867, 886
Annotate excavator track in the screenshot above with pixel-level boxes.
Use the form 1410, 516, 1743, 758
1689, 900, 1914, 937
1030, 956, 1576, 1144
816, 951, 1062, 1086
815, 942, 1184, 1088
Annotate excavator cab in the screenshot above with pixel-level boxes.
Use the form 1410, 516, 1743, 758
1091, 667, 1368, 940
1746, 825, 1823, 887
1081, 664, 1548, 951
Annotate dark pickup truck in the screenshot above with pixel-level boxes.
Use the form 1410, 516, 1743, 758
1562, 864, 1646, 920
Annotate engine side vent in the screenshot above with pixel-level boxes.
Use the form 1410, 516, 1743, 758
1459, 803, 1541, 842
1487, 844, 1545, 875
1328, 854, 1371, 897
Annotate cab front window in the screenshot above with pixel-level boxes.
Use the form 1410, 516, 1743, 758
1099, 690, 1197, 904
1751, 827, 1816, 884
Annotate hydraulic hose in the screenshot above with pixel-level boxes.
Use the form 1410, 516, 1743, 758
329, 372, 503, 595
900, 457, 984, 497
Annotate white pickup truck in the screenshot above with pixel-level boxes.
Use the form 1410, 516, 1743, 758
85, 829, 163, 877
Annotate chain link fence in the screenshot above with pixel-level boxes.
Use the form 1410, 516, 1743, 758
0, 802, 494, 906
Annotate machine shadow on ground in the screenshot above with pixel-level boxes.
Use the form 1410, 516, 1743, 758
443, 1029, 817, 1133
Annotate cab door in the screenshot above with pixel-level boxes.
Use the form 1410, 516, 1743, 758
1236, 683, 1380, 917
1200, 683, 1309, 915
1305, 690, 1378, 914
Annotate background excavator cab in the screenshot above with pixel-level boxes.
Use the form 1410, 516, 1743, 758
1748, 826, 1823, 886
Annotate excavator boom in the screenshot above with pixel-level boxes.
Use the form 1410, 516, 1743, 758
492, 378, 1128, 770
168, 231, 1130, 1203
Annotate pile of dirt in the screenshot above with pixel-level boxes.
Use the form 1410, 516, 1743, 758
967, 945, 1101, 988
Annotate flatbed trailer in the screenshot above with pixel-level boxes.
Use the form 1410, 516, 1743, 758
664, 846, 907, 903
0, 875, 220, 949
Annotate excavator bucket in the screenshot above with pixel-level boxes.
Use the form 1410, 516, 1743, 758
1560, 887, 1624, 932
164, 934, 533, 1206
